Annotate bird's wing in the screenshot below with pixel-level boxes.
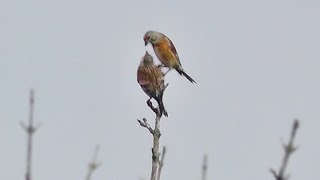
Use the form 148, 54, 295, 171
164, 36, 182, 66
150, 66, 164, 89
137, 67, 152, 86
137, 66, 164, 99
138, 66, 163, 88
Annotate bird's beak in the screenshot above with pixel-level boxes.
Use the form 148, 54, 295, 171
144, 40, 148, 46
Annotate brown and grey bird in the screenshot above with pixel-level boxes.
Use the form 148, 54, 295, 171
137, 51, 168, 117
143, 30, 196, 83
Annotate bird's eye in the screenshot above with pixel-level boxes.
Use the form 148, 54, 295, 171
144, 35, 151, 41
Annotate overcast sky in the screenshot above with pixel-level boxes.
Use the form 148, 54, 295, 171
0, 0, 319, 180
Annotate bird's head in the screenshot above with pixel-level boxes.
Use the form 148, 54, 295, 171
143, 31, 160, 46
140, 51, 154, 66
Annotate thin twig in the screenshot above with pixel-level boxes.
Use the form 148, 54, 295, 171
202, 154, 208, 180
21, 89, 40, 180
137, 118, 154, 135
270, 119, 300, 180
157, 146, 167, 180
85, 145, 101, 180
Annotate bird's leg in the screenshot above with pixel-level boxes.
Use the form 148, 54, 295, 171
163, 68, 171, 76
147, 98, 159, 115
147, 98, 152, 107
157, 65, 170, 76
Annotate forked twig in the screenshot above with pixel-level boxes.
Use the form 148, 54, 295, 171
137, 118, 154, 135
21, 89, 40, 180
270, 119, 300, 180
85, 145, 101, 180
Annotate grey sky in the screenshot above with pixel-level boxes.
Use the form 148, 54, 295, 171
0, 0, 319, 180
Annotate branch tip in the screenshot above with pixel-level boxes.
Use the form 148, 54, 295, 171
270, 169, 278, 179
137, 118, 154, 134
270, 120, 300, 180
85, 145, 101, 180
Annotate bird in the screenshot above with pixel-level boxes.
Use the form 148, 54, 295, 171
143, 30, 196, 83
137, 51, 168, 117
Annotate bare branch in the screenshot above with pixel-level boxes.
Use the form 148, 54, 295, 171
138, 111, 162, 180
21, 89, 40, 180
85, 145, 101, 180
270, 119, 300, 180
157, 146, 167, 180
202, 154, 208, 180
150, 113, 161, 180
138, 83, 169, 180
137, 118, 154, 134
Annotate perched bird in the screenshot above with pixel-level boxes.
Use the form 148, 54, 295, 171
137, 51, 168, 117
143, 31, 196, 83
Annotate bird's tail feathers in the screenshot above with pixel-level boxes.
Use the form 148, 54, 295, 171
156, 90, 168, 117
158, 100, 168, 117
176, 68, 196, 83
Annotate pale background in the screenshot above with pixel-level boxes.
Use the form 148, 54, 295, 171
0, 0, 319, 180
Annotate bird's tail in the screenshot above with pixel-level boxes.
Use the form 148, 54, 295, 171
158, 100, 168, 117
176, 68, 196, 83
156, 90, 168, 117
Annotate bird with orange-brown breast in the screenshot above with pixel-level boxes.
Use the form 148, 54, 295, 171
143, 31, 196, 83
137, 51, 168, 117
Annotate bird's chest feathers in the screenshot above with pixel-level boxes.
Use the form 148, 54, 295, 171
154, 44, 176, 66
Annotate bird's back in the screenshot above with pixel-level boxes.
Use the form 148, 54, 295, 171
137, 65, 164, 94
153, 36, 182, 69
